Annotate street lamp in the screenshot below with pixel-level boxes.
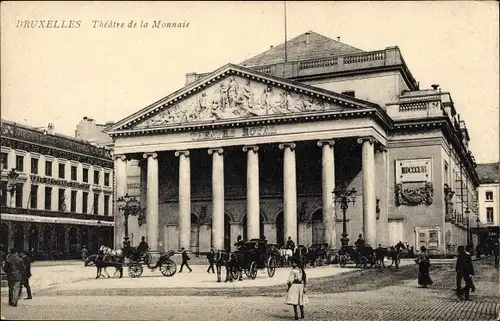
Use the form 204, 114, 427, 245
6, 168, 19, 206
332, 186, 357, 248
117, 193, 145, 248
465, 208, 471, 247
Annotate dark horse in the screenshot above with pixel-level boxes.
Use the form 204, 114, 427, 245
214, 250, 243, 283
85, 254, 123, 279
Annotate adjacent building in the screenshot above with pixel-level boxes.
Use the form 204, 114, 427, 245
106, 31, 479, 256
0, 119, 114, 259
476, 162, 499, 226
75, 116, 114, 149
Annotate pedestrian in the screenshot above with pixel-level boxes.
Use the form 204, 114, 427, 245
493, 241, 499, 268
3, 247, 26, 307
206, 248, 215, 274
178, 247, 192, 273
285, 258, 308, 320
415, 246, 433, 288
18, 250, 32, 300
456, 245, 475, 300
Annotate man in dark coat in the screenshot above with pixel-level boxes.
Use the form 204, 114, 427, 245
286, 237, 296, 252
206, 248, 215, 274
493, 241, 499, 268
456, 245, 475, 300
4, 248, 26, 307
19, 250, 32, 300
178, 247, 192, 273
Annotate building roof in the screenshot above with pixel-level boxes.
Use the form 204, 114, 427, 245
1, 119, 113, 166
476, 162, 500, 184
240, 31, 364, 67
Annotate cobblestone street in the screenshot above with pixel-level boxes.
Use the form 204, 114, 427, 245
1, 258, 498, 320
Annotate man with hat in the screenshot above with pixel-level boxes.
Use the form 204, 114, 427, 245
4, 248, 26, 307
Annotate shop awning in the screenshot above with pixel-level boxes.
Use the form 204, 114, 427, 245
0, 213, 114, 227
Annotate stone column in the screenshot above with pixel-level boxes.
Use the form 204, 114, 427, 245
175, 150, 191, 250
242, 145, 260, 240
208, 148, 224, 250
318, 140, 336, 247
114, 154, 128, 248
143, 153, 159, 253
279, 143, 297, 243
358, 137, 377, 246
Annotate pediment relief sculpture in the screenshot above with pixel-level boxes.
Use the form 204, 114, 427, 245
134, 75, 345, 128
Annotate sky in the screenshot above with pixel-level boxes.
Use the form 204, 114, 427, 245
1, 1, 499, 163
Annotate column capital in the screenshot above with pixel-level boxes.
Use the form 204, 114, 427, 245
377, 145, 388, 153
317, 139, 335, 147
357, 137, 377, 145
208, 148, 224, 155
143, 152, 158, 159
175, 150, 190, 157
278, 142, 296, 151
114, 154, 128, 161
242, 145, 259, 153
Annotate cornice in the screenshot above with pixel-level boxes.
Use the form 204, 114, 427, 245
110, 109, 380, 137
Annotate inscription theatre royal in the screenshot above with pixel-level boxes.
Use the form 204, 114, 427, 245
106, 31, 478, 256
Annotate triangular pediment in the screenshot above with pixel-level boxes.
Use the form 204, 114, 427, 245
108, 64, 378, 132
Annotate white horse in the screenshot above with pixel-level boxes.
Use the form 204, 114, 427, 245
99, 245, 123, 260
279, 248, 294, 267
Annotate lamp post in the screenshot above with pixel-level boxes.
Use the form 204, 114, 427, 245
117, 193, 145, 249
465, 208, 471, 247
6, 168, 19, 207
332, 186, 357, 248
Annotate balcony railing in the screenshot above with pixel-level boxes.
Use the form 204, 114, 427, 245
186, 47, 419, 90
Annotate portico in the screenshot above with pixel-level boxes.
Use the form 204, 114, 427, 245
108, 65, 386, 252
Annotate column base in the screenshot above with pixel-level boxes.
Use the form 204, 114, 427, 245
340, 235, 349, 247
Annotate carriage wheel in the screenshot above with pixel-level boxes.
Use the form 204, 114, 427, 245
128, 264, 143, 278
339, 255, 347, 268
249, 261, 258, 279
267, 257, 276, 277
160, 259, 177, 277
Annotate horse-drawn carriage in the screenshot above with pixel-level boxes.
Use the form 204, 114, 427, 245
127, 249, 177, 278
237, 239, 276, 279
336, 243, 407, 269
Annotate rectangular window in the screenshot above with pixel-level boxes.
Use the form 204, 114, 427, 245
93, 193, 99, 214
1, 181, 7, 206
82, 192, 88, 214
83, 168, 89, 183
486, 191, 494, 201
45, 161, 53, 177
30, 158, 39, 174
30, 185, 38, 209
104, 195, 110, 216
16, 155, 24, 172
45, 187, 52, 210
58, 188, 66, 211
94, 170, 100, 185
71, 166, 77, 181
15, 183, 23, 208
70, 190, 77, 213
1, 152, 8, 169
418, 232, 426, 248
58, 163, 65, 179
487, 207, 494, 224
428, 230, 438, 248
104, 173, 110, 187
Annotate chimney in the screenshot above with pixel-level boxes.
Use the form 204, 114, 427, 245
47, 123, 54, 135
270, 45, 274, 49
83, 116, 88, 120
431, 84, 440, 91
305, 32, 311, 44
337, 36, 341, 42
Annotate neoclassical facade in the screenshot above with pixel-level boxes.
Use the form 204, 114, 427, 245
107, 31, 478, 255
1, 120, 114, 259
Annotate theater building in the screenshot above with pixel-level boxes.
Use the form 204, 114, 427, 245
106, 31, 478, 256
0, 119, 114, 259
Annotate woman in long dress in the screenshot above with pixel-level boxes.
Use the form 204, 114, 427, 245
415, 246, 433, 288
285, 259, 308, 320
